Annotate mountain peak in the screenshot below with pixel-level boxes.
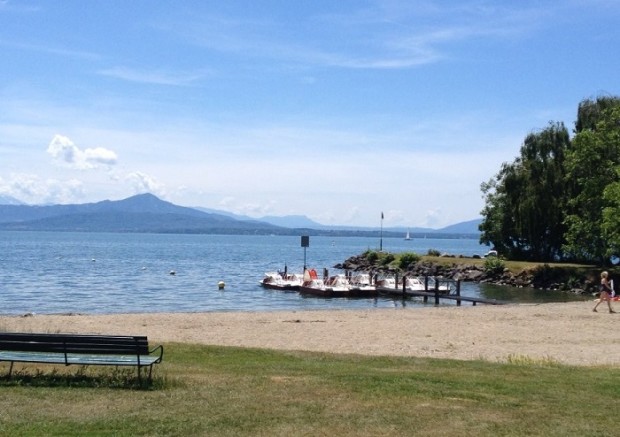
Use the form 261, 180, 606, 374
111, 193, 175, 210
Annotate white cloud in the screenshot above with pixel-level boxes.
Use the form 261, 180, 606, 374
98, 66, 210, 86
161, 1, 547, 71
125, 171, 165, 197
424, 208, 444, 228
47, 135, 118, 169
0, 173, 84, 204
216, 196, 277, 217
0, 39, 100, 61
82, 147, 118, 165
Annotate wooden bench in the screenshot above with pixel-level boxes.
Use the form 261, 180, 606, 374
0, 332, 163, 384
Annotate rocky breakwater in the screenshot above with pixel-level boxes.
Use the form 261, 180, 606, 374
334, 253, 597, 295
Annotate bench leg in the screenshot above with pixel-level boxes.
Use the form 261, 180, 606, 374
135, 365, 154, 386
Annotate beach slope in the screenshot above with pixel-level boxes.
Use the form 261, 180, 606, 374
1, 302, 617, 366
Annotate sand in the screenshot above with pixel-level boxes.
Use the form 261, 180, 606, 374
1, 301, 618, 366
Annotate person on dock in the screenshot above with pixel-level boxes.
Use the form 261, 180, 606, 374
593, 271, 616, 313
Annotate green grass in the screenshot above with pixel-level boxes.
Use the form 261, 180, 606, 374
421, 255, 596, 273
0, 343, 618, 436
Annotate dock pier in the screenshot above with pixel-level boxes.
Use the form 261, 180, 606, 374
376, 275, 506, 306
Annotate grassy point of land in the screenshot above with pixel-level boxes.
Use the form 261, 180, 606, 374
421, 255, 598, 275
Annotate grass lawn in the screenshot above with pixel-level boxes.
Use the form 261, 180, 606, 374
0, 343, 617, 436
421, 255, 597, 273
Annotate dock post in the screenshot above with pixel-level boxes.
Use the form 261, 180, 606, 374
402, 275, 406, 296
423, 275, 429, 303
395, 273, 399, 290
456, 280, 461, 306
434, 277, 440, 305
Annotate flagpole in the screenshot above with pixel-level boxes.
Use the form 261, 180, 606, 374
380, 212, 384, 252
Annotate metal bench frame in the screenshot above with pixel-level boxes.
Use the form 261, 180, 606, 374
0, 332, 163, 384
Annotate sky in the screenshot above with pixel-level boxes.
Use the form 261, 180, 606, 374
1, 0, 619, 228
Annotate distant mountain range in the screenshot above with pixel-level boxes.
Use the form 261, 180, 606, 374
193, 207, 482, 235
0, 193, 482, 237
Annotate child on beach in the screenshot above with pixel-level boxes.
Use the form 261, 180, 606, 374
593, 271, 616, 313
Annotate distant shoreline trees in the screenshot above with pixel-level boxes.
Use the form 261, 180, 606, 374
479, 95, 620, 264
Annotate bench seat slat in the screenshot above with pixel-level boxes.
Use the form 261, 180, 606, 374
0, 334, 150, 355
0, 334, 147, 343
0, 351, 161, 366
0, 343, 149, 354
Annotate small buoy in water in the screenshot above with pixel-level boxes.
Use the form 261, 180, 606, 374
169, 270, 176, 275
218, 281, 225, 290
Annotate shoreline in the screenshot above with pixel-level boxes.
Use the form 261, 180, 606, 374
1, 301, 618, 366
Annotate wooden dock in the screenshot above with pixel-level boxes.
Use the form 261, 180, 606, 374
376, 276, 506, 306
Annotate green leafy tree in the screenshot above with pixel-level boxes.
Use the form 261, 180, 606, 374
480, 122, 570, 261
480, 162, 522, 257
575, 96, 620, 133
564, 99, 620, 263
599, 107, 620, 257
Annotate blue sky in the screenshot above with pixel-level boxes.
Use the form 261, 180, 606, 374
1, 1, 618, 227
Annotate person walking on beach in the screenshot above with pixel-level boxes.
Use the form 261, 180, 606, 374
593, 271, 616, 313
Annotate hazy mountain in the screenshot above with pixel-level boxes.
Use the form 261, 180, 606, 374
0, 193, 284, 234
257, 215, 325, 228
192, 208, 326, 229
436, 219, 482, 234
194, 206, 480, 234
192, 207, 255, 221
0, 193, 482, 236
0, 194, 24, 205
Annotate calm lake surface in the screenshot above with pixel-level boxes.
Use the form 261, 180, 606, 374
0, 231, 583, 315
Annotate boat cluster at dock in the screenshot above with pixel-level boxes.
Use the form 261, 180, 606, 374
259, 268, 452, 298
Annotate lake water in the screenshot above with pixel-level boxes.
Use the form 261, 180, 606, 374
0, 231, 582, 315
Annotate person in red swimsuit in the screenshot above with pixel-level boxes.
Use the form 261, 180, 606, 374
593, 271, 616, 313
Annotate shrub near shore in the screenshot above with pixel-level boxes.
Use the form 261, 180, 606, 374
335, 250, 603, 295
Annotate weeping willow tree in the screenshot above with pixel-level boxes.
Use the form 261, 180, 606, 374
480, 122, 570, 261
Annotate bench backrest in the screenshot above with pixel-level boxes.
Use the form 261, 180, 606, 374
0, 333, 150, 355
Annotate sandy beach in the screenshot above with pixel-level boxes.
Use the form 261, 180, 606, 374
1, 301, 618, 366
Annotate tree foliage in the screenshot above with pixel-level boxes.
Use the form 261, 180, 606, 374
563, 100, 620, 263
575, 96, 620, 133
480, 122, 570, 261
480, 95, 620, 264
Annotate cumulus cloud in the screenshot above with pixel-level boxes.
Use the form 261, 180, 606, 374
0, 173, 84, 204
47, 134, 118, 169
125, 171, 165, 196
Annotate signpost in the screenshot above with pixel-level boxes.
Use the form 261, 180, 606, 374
380, 212, 384, 252
301, 235, 309, 270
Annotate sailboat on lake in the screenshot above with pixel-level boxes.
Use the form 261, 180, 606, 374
404, 230, 411, 241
